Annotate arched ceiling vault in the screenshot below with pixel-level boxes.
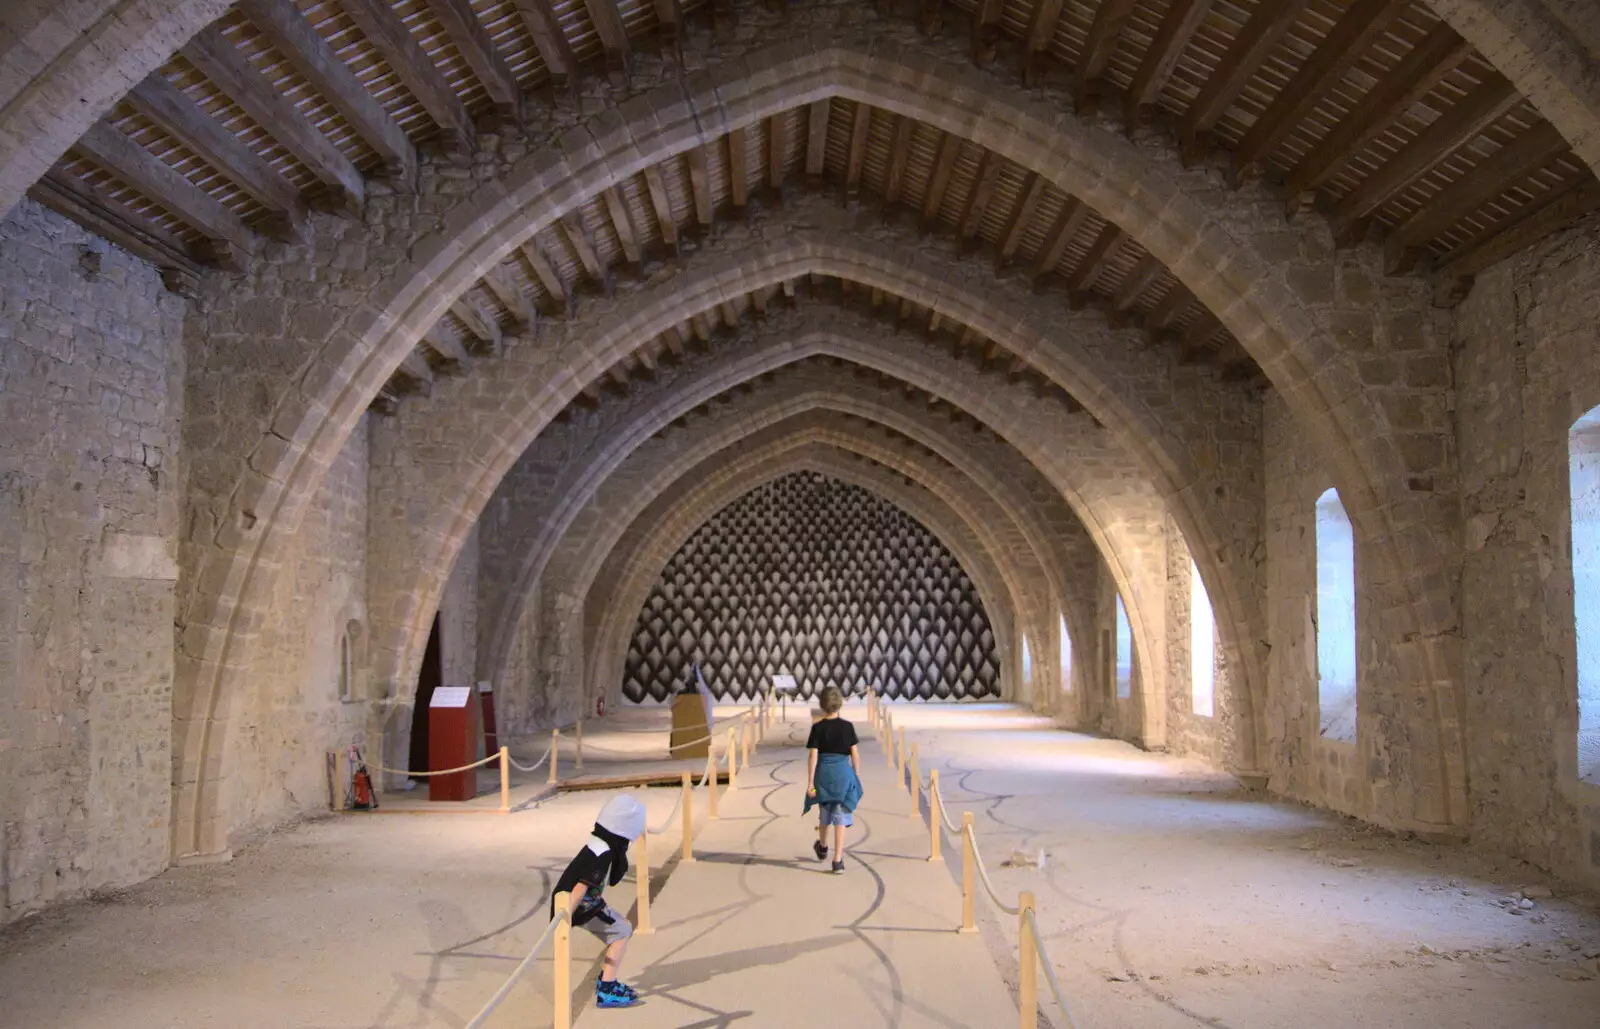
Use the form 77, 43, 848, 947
17, 0, 1600, 306
474, 359, 1095, 696
579, 439, 1030, 705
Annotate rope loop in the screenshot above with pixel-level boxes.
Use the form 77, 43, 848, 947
462, 908, 568, 1029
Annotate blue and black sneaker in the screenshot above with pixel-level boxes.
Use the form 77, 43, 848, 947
596, 978, 639, 1008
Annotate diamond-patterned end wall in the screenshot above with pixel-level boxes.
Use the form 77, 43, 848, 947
623, 472, 1001, 703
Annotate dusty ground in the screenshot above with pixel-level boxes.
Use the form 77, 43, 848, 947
893, 703, 1600, 1029
2, 702, 1598, 1028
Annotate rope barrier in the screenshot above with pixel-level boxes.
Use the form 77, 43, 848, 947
964, 822, 1022, 916
367, 752, 499, 777
462, 908, 567, 1029
506, 744, 553, 774
928, 777, 960, 833
1024, 908, 1083, 1029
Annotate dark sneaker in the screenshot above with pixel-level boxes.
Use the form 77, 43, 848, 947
596, 979, 639, 1008
831, 859, 845, 874
813, 840, 828, 861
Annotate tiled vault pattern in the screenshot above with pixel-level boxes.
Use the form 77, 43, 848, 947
623, 472, 999, 702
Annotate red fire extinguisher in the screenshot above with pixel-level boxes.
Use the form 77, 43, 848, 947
596, 695, 606, 718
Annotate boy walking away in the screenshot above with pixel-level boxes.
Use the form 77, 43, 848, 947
803, 686, 864, 873
552, 794, 647, 1008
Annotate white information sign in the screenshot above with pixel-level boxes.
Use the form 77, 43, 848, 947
430, 685, 472, 708
771, 674, 799, 695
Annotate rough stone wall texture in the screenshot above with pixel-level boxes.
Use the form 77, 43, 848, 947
1455, 209, 1600, 886
622, 471, 1002, 703
0, 199, 184, 920
227, 416, 370, 836
1264, 395, 1370, 819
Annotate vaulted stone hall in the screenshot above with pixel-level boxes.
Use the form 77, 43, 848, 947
4, 0, 1600, 1025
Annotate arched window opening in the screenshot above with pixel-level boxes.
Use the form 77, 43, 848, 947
1058, 615, 1072, 692
1021, 635, 1034, 698
1315, 488, 1357, 742
1190, 560, 1215, 718
1114, 595, 1133, 700
1569, 408, 1600, 783
339, 619, 361, 703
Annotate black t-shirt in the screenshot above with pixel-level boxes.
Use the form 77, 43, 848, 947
806, 717, 858, 755
551, 841, 615, 924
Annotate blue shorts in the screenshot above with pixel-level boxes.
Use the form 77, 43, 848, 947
818, 802, 853, 828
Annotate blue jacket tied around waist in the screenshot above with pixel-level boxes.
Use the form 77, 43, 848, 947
804, 753, 863, 814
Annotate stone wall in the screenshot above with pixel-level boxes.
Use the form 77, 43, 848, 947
1163, 520, 1232, 766
0, 200, 184, 920
1264, 395, 1370, 818
1454, 210, 1600, 886
226, 417, 371, 838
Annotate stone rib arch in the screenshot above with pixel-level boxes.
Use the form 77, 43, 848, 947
167, 30, 1477, 856
476, 352, 1101, 712
368, 239, 1246, 773
581, 439, 1022, 715
542, 413, 1056, 715
380, 315, 1178, 759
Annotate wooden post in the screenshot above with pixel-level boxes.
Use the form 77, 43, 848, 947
908, 743, 921, 818
707, 752, 720, 818
680, 771, 695, 863
884, 713, 895, 767
928, 769, 942, 862
896, 728, 907, 789
635, 829, 653, 935
726, 728, 738, 788
498, 746, 510, 813
548, 729, 559, 784
575, 718, 584, 772
553, 891, 572, 1028
1018, 891, 1038, 1029
741, 717, 751, 768
959, 812, 977, 933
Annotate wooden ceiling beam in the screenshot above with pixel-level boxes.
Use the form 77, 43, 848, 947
728, 126, 749, 210
237, 0, 416, 181
956, 151, 1002, 253
71, 121, 255, 258
1147, 284, 1194, 333
1431, 177, 1600, 288
583, 0, 633, 86
686, 145, 713, 229
510, 0, 577, 89
1386, 121, 1571, 273
1111, 252, 1165, 314
422, 325, 472, 364
971, 0, 1004, 65
1285, 26, 1472, 198
654, 0, 683, 57
690, 311, 712, 342
1021, 0, 1064, 87
805, 100, 831, 183
519, 236, 567, 315
1124, 0, 1213, 128
182, 25, 364, 214
558, 212, 609, 292
752, 287, 769, 318
1031, 196, 1090, 288
28, 171, 208, 285
884, 114, 916, 207
997, 172, 1048, 267
601, 186, 642, 267
1179, 0, 1308, 161
1076, 0, 1140, 110
1334, 75, 1521, 240
920, 131, 961, 231
1065, 222, 1124, 293
480, 261, 537, 330
424, 0, 522, 124
719, 301, 740, 330
339, 0, 473, 156
452, 293, 503, 353
1177, 310, 1222, 363
125, 74, 308, 240
399, 349, 434, 386
845, 102, 873, 201
1233, 0, 1406, 175
641, 165, 678, 252
767, 114, 787, 197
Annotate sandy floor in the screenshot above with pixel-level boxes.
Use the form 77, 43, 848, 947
2, 702, 1598, 1028
892, 703, 1600, 1029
